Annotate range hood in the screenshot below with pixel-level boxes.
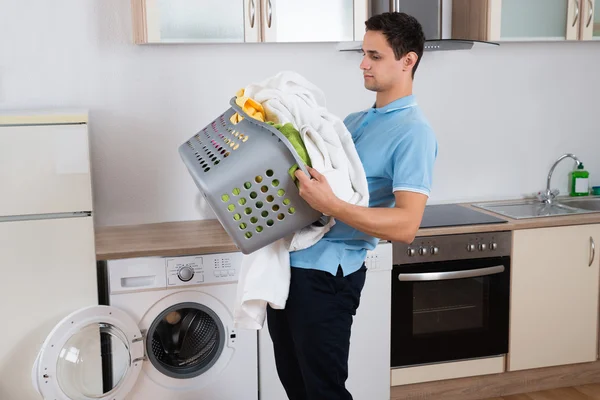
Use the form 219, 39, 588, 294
339, 0, 499, 52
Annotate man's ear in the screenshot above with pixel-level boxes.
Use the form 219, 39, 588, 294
403, 52, 419, 72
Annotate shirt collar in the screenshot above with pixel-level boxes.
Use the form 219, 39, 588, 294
368, 94, 418, 114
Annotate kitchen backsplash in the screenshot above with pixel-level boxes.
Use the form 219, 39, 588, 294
1, 0, 599, 226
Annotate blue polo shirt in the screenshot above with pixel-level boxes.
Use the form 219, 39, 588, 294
290, 94, 438, 276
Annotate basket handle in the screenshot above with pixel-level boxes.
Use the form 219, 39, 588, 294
229, 97, 330, 226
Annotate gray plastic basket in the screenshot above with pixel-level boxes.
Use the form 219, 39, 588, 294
179, 97, 328, 254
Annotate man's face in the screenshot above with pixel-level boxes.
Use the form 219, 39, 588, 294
360, 30, 407, 92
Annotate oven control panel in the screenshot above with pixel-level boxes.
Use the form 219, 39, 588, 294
393, 231, 512, 265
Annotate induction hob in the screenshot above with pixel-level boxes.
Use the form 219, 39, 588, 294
420, 204, 508, 229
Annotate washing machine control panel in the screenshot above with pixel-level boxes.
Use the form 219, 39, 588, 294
166, 251, 241, 286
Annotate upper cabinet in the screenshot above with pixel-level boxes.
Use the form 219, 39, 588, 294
452, 0, 599, 42
131, 0, 368, 44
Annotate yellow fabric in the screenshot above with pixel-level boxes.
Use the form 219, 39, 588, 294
230, 88, 266, 124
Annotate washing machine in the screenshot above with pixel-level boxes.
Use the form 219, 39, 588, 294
258, 242, 392, 400
31, 251, 258, 400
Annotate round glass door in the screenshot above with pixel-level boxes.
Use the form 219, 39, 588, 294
146, 302, 225, 379
55, 323, 131, 399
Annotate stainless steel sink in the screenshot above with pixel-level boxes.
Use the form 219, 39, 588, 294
557, 198, 600, 211
473, 197, 600, 220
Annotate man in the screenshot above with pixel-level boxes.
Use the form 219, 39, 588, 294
266, 12, 438, 400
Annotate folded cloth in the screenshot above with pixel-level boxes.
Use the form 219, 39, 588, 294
233, 71, 369, 330
230, 88, 266, 124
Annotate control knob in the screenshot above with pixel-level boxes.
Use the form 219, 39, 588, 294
407, 248, 416, 257
418, 247, 427, 256
467, 244, 476, 252
478, 243, 487, 251
430, 246, 439, 255
178, 266, 195, 282
490, 242, 498, 251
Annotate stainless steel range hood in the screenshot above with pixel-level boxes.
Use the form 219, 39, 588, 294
339, 0, 499, 52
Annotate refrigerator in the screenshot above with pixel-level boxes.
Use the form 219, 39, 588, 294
0, 111, 99, 400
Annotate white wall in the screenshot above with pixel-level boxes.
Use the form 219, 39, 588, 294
1, 0, 599, 227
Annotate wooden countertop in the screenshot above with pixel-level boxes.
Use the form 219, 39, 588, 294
95, 200, 600, 260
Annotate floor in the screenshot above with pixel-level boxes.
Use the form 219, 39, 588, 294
487, 384, 600, 399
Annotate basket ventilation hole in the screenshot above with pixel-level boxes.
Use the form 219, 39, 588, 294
283, 199, 291, 206
266, 195, 274, 203
245, 208, 252, 215
239, 223, 247, 230
266, 169, 274, 177
227, 204, 235, 212
221, 194, 230, 202
256, 226, 264, 233
272, 205, 280, 212
233, 213, 241, 221
277, 189, 286, 197
250, 192, 258, 199
224, 152, 230, 157
245, 232, 253, 239
288, 207, 296, 214
232, 188, 241, 196
250, 217, 258, 224
267, 220, 274, 227
272, 180, 280, 187
255, 176, 263, 183
244, 182, 252, 190
238, 198, 247, 206
278, 213, 285, 221
261, 211, 269, 218
233, 144, 239, 150
256, 201, 264, 209
261, 186, 269, 193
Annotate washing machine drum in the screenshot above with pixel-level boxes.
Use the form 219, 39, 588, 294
148, 303, 226, 379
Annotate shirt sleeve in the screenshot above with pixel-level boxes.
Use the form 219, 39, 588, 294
391, 125, 438, 196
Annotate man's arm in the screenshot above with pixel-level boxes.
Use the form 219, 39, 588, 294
295, 167, 427, 244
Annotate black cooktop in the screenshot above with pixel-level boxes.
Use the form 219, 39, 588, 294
420, 204, 507, 229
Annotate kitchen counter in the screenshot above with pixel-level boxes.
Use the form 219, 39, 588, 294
95, 200, 600, 260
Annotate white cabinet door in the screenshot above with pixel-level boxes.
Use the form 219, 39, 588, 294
262, 0, 357, 42
134, 0, 260, 43
581, 0, 600, 40
490, 0, 580, 41
508, 224, 600, 371
0, 124, 93, 216
0, 216, 98, 400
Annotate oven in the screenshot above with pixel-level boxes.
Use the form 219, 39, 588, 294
391, 231, 511, 368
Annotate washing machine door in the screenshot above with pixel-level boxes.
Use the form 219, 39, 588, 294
31, 305, 144, 400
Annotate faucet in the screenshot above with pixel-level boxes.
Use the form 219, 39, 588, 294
538, 153, 583, 204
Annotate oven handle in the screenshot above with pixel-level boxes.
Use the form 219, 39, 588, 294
398, 265, 505, 282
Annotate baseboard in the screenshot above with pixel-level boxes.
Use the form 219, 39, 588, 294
391, 360, 600, 400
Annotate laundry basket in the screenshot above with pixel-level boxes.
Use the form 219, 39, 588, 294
179, 97, 328, 254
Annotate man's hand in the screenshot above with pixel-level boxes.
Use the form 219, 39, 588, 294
294, 166, 342, 216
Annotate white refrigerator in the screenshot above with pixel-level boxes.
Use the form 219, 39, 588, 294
0, 111, 99, 400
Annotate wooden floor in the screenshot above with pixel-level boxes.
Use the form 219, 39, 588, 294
486, 384, 600, 399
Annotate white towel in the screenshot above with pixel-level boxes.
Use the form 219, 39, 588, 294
233, 71, 369, 330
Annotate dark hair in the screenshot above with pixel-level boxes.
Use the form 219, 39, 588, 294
365, 12, 425, 78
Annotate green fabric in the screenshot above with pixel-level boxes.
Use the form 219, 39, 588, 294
267, 122, 311, 183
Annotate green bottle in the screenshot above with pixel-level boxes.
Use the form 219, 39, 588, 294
569, 164, 590, 196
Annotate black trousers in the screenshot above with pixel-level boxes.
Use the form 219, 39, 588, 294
266, 264, 367, 400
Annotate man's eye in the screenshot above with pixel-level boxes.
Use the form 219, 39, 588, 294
372, 56, 380, 60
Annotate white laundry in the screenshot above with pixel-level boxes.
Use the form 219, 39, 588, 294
233, 71, 369, 330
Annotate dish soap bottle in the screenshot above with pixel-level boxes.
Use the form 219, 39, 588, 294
569, 164, 590, 196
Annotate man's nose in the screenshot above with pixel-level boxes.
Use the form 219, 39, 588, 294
360, 57, 370, 70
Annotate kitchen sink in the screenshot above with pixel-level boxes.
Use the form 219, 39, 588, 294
557, 198, 600, 211
473, 197, 600, 220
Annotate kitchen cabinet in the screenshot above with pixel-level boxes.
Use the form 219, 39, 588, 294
452, 0, 595, 42
508, 224, 600, 372
131, 0, 367, 44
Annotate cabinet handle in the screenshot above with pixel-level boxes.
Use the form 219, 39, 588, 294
393, 0, 400, 12
249, 0, 255, 28
587, 0, 594, 28
590, 236, 596, 267
267, 0, 272, 28
573, 0, 581, 27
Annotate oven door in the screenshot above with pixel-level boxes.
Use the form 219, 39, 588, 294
391, 256, 510, 367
